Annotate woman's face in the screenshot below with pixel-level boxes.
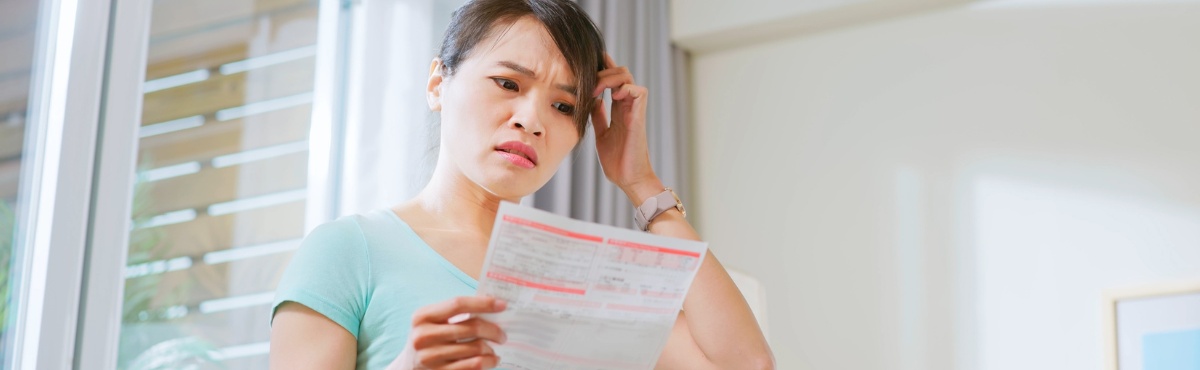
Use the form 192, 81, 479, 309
428, 16, 583, 200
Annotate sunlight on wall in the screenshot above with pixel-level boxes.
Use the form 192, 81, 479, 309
971, 168, 1200, 370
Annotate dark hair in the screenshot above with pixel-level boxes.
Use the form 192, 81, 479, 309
438, 0, 606, 136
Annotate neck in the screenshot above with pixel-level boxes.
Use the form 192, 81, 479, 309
409, 160, 521, 239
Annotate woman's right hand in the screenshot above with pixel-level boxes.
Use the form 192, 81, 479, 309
387, 296, 509, 370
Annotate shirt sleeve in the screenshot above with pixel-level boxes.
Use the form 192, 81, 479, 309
272, 217, 372, 338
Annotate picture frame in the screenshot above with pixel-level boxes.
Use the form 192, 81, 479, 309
1104, 281, 1200, 370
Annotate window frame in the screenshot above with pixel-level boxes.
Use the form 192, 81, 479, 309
8, 0, 115, 368
71, 0, 152, 367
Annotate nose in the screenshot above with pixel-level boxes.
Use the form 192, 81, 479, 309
513, 122, 541, 137
510, 98, 544, 137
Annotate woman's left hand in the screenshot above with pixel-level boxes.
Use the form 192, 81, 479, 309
591, 53, 663, 202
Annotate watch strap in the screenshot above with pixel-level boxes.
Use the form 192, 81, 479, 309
634, 189, 680, 231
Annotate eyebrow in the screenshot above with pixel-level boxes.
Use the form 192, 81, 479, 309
497, 60, 577, 96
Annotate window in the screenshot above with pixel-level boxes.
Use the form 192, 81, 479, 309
118, 0, 322, 367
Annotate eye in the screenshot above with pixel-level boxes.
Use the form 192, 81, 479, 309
492, 78, 519, 92
552, 102, 575, 115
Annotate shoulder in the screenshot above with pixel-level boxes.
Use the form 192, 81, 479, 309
274, 215, 376, 338
305, 209, 402, 248
298, 209, 411, 258
306, 215, 368, 244
287, 215, 376, 274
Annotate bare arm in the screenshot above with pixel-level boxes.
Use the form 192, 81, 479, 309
590, 51, 774, 370
270, 302, 358, 370
629, 184, 775, 370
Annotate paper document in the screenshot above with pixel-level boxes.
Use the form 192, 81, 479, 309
478, 202, 708, 370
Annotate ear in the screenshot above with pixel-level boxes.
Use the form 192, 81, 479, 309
427, 58, 445, 112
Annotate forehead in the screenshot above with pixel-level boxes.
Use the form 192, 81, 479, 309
468, 16, 573, 79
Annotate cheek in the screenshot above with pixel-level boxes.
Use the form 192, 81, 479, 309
442, 85, 506, 141
544, 134, 581, 168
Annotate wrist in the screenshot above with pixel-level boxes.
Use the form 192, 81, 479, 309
622, 176, 665, 206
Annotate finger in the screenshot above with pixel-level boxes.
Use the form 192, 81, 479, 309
604, 52, 617, 69
412, 319, 507, 349
440, 355, 500, 370
596, 66, 628, 79
592, 71, 635, 98
413, 296, 506, 325
611, 84, 646, 102
447, 312, 471, 325
590, 97, 609, 135
416, 341, 495, 366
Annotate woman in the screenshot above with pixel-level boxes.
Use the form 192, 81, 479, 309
269, 0, 774, 369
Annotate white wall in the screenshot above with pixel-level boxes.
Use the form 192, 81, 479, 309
686, 1, 1200, 369
669, 0, 970, 52
672, 0, 872, 42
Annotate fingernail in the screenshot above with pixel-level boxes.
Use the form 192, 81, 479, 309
494, 299, 507, 310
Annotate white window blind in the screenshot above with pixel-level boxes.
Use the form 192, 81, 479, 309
119, 0, 323, 368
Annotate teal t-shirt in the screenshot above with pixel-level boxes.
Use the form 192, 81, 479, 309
272, 209, 479, 370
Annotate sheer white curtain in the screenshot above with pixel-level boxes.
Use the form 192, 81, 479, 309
338, 0, 465, 216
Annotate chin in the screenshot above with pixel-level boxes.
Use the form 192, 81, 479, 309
458, 154, 557, 200
476, 171, 544, 200
483, 182, 539, 200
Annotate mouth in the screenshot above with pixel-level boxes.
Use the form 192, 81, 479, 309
494, 141, 538, 169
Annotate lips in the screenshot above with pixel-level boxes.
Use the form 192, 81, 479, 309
495, 141, 538, 168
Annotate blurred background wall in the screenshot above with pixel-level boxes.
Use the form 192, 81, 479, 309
674, 0, 1200, 369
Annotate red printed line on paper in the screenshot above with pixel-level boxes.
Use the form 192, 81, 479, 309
607, 238, 701, 258
503, 215, 603, 242
486, 272, 586, 295
605, 303, 677, 315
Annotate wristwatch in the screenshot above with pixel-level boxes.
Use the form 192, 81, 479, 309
633, 187, 686, 231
